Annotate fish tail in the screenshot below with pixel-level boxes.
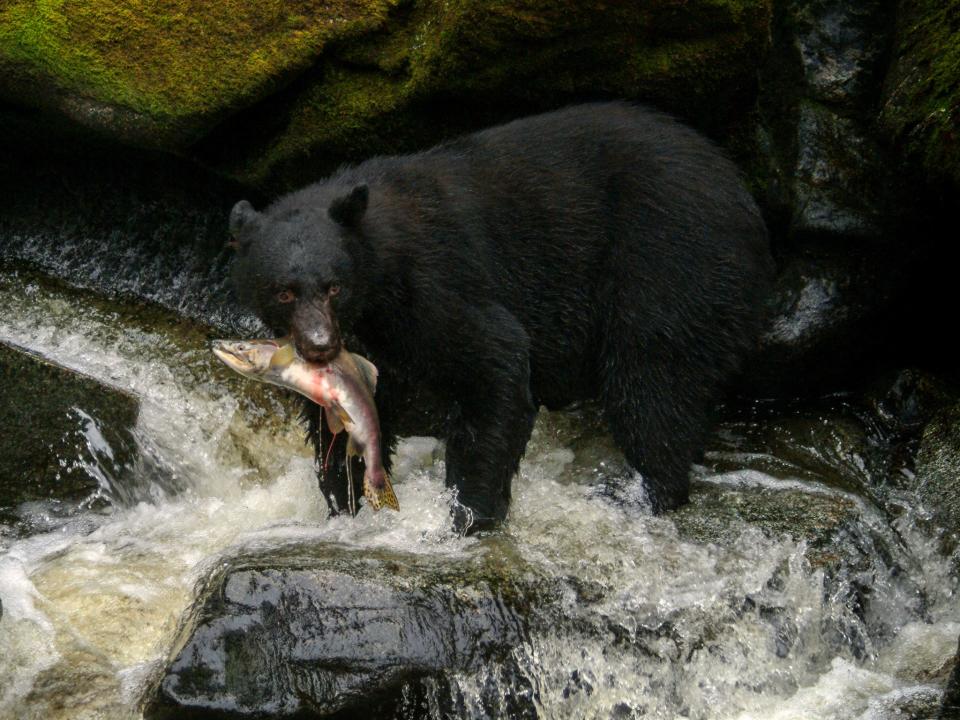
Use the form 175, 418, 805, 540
364, 471, 400, 512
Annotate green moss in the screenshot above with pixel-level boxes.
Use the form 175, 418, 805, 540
0, 0, 397, 145
881, 0, 960, 188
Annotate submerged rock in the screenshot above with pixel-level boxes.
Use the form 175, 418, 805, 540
144, 544, 541, 719
673, 479, 859, 559
0, 340, 139, 526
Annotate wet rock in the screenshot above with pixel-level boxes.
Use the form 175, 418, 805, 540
707, 396, 887, 498
0, 341, 139, 524
914, 403, 960, 555
868, 369, 958, 437
755, 0, 897, 240
0, 0, 771, 189
791, 101, 889, 238
0, 267, 310, 489
674, 474, 929, 661
144, 545, 543, 719
750, 250, 913, 392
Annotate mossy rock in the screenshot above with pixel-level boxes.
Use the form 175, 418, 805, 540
0, 0, 396, 148
0, 0, 772, 189
0, 340, 139, 521
880, 0, 960, 190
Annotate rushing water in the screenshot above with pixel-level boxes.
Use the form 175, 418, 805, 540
0, 267, 957, 720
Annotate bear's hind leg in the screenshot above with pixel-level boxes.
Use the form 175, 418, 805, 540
598, 332, 716, 514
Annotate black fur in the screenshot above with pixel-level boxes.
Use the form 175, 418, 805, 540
230, 102, 774, 531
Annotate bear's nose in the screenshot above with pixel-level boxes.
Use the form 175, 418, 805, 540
296, 333, 340, 363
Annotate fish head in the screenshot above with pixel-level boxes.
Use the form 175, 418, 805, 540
226, 186, 370, 364
212, 338, 295, 379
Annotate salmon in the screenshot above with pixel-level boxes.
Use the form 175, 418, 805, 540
212, 337, 399, 512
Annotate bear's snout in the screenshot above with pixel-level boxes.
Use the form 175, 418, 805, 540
292, 299, 341, 363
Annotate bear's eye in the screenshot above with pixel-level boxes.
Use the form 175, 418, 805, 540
329, 285, 341, 297
277, 290, 295, 304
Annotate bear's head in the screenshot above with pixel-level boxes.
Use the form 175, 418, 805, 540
228, 184, 369, 363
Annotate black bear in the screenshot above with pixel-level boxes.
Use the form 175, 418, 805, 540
229, 102, 773, 531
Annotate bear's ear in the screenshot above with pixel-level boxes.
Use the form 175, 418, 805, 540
328, 184, 369, 227
229, 200, 259, 241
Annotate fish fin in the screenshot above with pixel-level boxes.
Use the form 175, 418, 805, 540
269, 343, 297, 368
363, 472, 400, 512
346, 435, 358, 458
335, 404, 354, 428
324, 406, 345, 435
350, 353, 379, 394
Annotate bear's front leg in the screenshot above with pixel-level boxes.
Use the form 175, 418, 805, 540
426, 303, 538, 533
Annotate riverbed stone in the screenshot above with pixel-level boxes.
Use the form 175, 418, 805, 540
0, 341, 139, 524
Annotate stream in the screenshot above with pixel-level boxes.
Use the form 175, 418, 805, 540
0, 266, 957, 720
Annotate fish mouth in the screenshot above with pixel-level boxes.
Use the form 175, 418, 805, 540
211, 341, 244, 372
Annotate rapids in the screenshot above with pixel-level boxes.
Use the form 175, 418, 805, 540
0, 267, 957, 720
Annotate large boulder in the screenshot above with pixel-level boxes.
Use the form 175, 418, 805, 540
0, 0, 772, 189
144, 544, 543, 719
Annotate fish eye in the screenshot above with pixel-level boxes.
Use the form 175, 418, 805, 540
277, 289, 295, 304
329, 285, 341, 297
236, 343, 248, 351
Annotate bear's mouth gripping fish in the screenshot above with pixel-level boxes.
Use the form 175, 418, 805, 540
211, 337, 399, 513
